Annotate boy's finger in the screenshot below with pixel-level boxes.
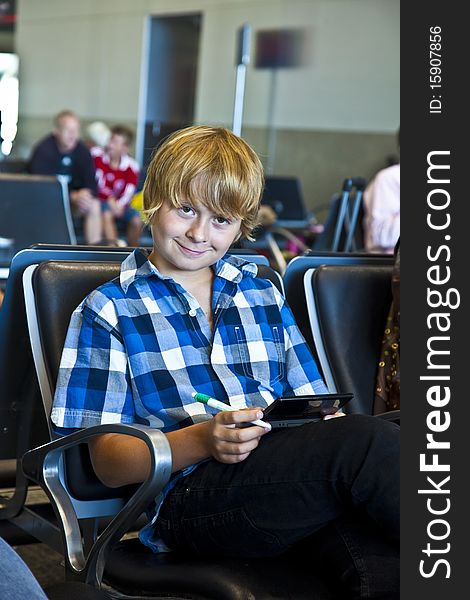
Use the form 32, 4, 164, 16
323, 412, 346, 420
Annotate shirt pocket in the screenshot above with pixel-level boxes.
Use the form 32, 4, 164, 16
234, 324, 285, 386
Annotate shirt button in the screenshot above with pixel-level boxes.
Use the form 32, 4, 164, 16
188, 309, 197, 317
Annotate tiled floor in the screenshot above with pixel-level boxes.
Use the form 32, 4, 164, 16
3, 485, 139, 596
13, 542, 65, 590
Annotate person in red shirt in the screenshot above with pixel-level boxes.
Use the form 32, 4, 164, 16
92, 125, 143, 246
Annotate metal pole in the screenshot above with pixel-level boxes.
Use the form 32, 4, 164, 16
266, 68, 278, 174
232, 24, 251, 136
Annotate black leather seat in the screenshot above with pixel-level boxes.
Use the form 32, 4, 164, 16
21, 259, 338, 599
283, 252, 393, 356
303, 263, 399, 422
103, 537, 336, 599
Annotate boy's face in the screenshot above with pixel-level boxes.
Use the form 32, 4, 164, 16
106, 134, 128, 161
150, 199, 242, 276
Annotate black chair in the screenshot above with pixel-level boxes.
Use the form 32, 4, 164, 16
0, 249, 133, 546
283, 252, 394, 355
0, 174, 76, 265
0, 158, 28, 174
303, 263, 399, 422
20, 259, 337, 599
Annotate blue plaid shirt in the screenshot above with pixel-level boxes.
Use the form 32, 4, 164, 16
51, 248, 327, 550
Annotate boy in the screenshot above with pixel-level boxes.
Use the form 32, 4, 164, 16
52, 126, 399, 598
92, 125, 143, 246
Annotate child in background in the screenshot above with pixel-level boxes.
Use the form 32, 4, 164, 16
92, 125, 143, 246
52, 126, 399, 599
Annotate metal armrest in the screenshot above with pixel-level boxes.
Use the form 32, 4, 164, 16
22, 423, 172, 587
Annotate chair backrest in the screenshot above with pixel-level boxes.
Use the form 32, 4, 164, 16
0, 159, 28, 174
24, 262, 130, 507
0, 249, 133, 457
257, 263, 284, 294
304, 264, 393, 415
24, 262, 123, 429
0, 249, 133, 519
0, 174, 76, 264
283, 252, 394, 355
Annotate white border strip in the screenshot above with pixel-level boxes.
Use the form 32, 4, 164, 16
303, 267, 337, 393
23, 264, 54, 437
57, 175, 77, 245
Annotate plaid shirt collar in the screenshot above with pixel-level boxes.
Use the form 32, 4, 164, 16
120, 248, 258, 292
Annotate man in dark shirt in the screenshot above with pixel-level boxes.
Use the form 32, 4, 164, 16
29, 110, 102, 244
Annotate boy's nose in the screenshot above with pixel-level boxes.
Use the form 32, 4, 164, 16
187, 219, 208, 242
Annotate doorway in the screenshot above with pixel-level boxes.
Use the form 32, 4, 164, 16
136, 13, 202, 174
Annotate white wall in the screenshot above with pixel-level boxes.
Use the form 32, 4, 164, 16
16, 0, 399, 132
197, 0, 399, 131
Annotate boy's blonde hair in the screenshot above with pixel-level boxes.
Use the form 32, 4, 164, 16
143, 125, 264, 240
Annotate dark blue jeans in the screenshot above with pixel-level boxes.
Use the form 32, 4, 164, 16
157, 414, 399, 598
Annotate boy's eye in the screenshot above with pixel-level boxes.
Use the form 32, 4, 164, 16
215, 216, 230, 225
180, 205, 195, 215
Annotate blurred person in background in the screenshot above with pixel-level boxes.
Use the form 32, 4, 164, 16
91, 125, 143, 246
85, 120, 111, 150
363, 128, 400, 254
28, 110, 102, 244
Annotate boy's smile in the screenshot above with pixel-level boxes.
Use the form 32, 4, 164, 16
149, 199, 242, 278
174, 241, 210, 257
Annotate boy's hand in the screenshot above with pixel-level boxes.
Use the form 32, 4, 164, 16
206, 408, 270, 464
319, 405, 347, 421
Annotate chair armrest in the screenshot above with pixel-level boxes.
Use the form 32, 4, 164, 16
22, 423, 172, 587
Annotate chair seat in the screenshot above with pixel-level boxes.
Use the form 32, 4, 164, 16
104, 538, 337, 599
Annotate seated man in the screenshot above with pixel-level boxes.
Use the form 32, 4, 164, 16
29, 110, 102, 245
92, 125, 143, 246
